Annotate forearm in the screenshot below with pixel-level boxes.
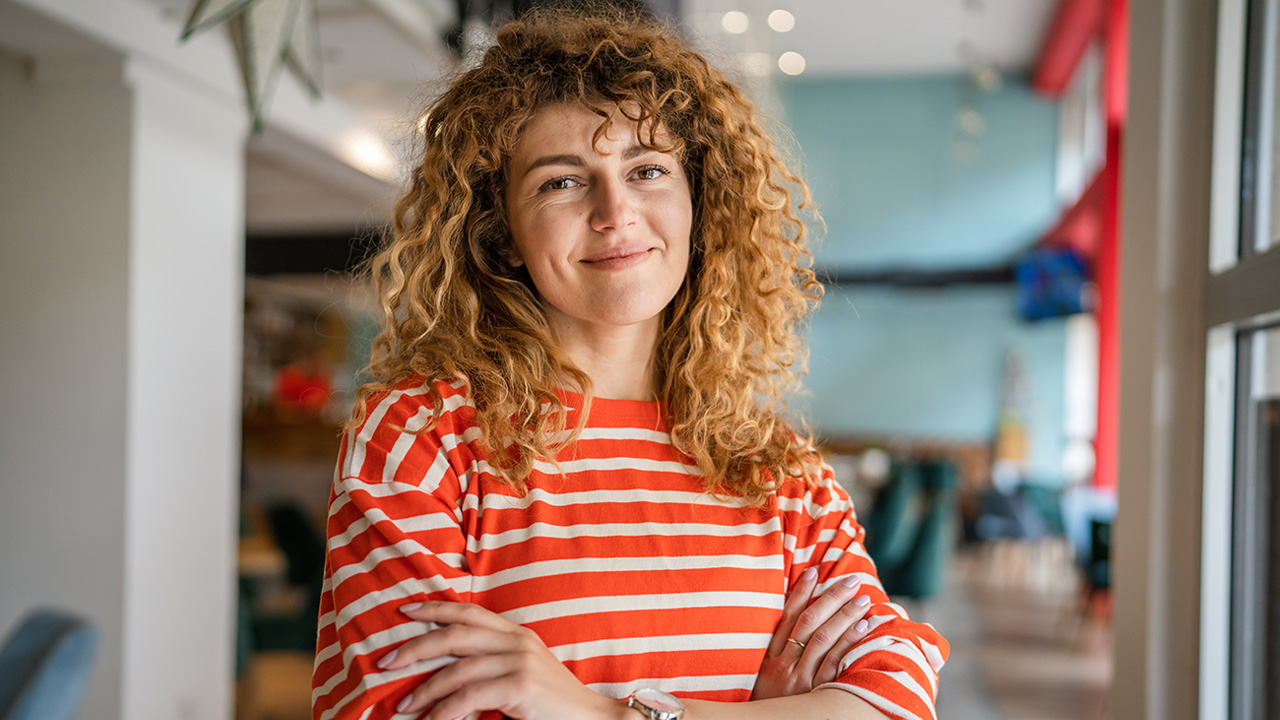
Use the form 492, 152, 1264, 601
605, 689, 890, 720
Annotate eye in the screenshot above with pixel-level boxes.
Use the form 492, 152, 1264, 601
633, 164, 670, 181
538, 176, 581, 192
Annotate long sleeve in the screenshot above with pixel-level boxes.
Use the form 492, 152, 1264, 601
311, 380, 486, 720
780, 467, 949, 720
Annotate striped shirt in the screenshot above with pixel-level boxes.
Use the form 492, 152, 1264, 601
312, 378, 948, 720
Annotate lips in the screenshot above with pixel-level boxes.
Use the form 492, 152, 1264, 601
580, 244, 654, 264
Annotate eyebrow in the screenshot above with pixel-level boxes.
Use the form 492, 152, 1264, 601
521, 145, 654, 177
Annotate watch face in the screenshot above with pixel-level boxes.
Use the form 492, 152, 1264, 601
632, 688, 683, 713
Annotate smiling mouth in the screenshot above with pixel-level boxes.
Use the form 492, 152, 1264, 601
581, 247, 653, 264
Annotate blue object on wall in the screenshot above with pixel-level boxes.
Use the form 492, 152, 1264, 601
1015, 246, 1093, 320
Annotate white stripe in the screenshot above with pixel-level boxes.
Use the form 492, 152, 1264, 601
337, 477, 432, 499
313, 620, 452, 710
551, 632, 771, 662
834, 629, 938, 696
346, 383, 433, 474
821, 682, 928, 720
812, 572, 878, 596
470, 553, 781, 591
878, 638, 941, 694
776, 492, 826, 519
874, 667, 935, 712
918, 634, 946, 672
586, 674, 758, 698
574, 426, 671, 443
473, 517, 781, 552
464, 487, 746, 514
504, 590, 782, 625
380, 406, 435, 484
329, 540, 461, 590
531, 456, 700, 475
330, 576, 470, 637
328, 490, 351, 516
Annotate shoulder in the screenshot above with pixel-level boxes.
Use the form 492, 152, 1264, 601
355, 376, 474, 433
338, 377, 480, 490
773, 454, 852, 519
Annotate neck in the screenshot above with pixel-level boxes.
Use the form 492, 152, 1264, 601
546, 312, 660, 401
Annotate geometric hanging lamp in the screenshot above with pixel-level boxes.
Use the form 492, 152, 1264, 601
180, 0, 322, 131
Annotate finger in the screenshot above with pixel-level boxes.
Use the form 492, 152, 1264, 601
401, 601, 518, 633
378, 622, 517, 671
789, 575, 863, 648
793, 588, 869, 677
766, 566, 820, 657
395, 654, 515, 715
814, 598, 874, 685
417, 674, 520, 720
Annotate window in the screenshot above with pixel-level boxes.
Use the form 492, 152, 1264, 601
1203, 1, 1280, 717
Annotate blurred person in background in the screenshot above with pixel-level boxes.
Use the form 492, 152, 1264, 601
311, 7, 947, 720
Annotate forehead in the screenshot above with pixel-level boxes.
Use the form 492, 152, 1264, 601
511, 103, 672, 158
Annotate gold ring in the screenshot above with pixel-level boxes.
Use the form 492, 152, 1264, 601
786, 637, 806, 650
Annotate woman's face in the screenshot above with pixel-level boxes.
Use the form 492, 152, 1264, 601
504, 104, 693, 336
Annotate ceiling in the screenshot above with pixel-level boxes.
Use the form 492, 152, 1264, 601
143, 0, 1062, 235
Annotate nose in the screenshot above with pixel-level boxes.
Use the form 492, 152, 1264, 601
589, 178, 637, 232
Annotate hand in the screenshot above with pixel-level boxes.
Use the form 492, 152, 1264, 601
379, 601, 622, 720
750, 568, 875, 700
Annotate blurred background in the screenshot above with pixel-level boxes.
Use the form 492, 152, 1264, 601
2, 1, 1277, 720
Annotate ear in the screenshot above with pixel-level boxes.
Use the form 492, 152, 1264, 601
508, 245, 525, 267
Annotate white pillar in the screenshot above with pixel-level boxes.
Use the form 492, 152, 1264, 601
0, 43, 246, 720
120, 58, 246, 720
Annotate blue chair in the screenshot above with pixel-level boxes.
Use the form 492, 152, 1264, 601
0, 609, 98, 720
879, 461, 959, 600
863, 462, 924, 570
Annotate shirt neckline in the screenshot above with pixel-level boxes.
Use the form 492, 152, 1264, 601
554, 388, 667, 424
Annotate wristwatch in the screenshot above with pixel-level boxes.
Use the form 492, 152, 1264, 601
626, 688, 684, 720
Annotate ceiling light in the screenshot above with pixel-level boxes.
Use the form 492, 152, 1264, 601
767, 9, 795, 32
778, 51, 806, 76
721, 11, 749, 34
340, 132, 399, 181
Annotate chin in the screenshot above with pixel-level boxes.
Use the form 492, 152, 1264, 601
578, 298, 673, 328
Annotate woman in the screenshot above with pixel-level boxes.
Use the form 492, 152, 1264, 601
312, 8, 947, 720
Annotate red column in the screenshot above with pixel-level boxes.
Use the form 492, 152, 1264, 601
1093, 0, 1127, 490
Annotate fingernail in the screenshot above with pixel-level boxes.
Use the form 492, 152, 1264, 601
855, 619, 869, 633
803, 567, 817, 581
396, 695, 412, 713
400, 603, 422, 613
841, 576, 859, 588
855, 594, 871, 607
377, 649, 397, 669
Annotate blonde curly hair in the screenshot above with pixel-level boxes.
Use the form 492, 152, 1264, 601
357, 5, 825, 506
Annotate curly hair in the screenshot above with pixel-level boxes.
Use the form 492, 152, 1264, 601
356, 5, 825, 506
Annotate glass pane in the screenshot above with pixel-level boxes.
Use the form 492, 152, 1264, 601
1233, 325, 1280, 719
1258, 327, 1280, 719
1252, 0, 1279, 254
1268, 51, 1280, 253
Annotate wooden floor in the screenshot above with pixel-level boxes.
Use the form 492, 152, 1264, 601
238, 543, 1112, 720
934, 544, 1112, 720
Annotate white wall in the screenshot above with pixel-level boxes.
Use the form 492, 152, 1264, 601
0, 22, 245, 720
0, 51, 133, 718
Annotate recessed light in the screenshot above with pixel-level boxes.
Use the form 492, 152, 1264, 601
721, 11, 749, 34
778, 51, 806, 76
767, 10, 795, 32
